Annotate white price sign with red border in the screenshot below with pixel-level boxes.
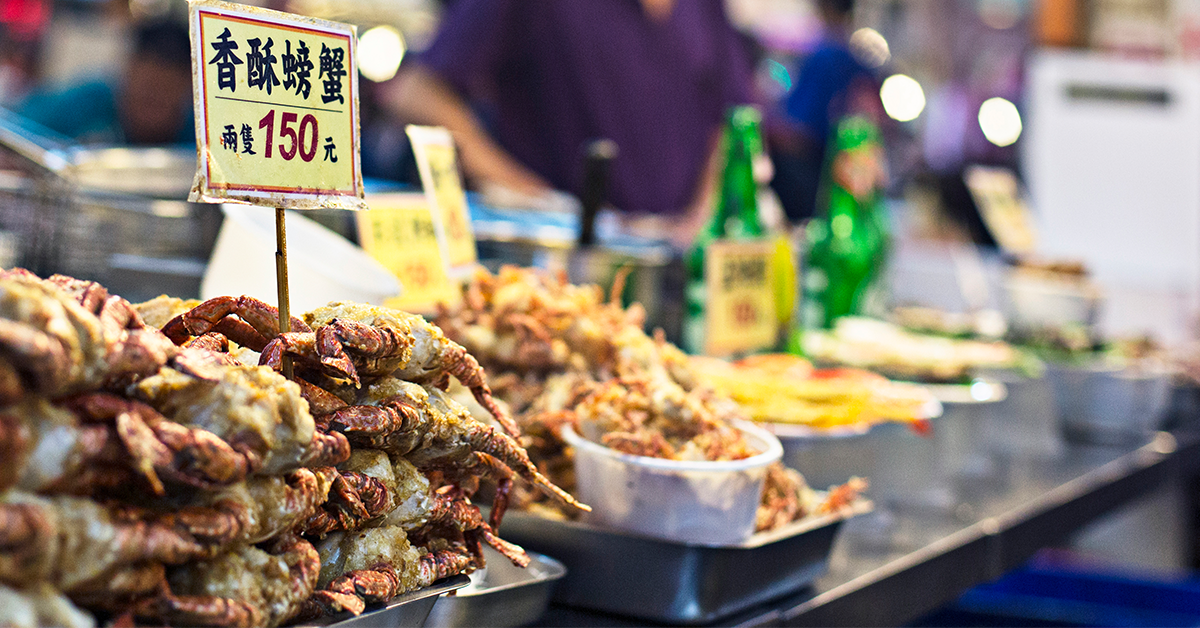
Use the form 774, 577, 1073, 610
189, 0, 365, 210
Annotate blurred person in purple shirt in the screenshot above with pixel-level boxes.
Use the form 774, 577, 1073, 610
388, 0, 754, 245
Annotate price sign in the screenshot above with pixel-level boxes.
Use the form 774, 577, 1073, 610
705, 239, 778, 356
407, 125, 477, 278
357, 193, 461, 314
189, 0, 365, 210
964, 165, 1037, 255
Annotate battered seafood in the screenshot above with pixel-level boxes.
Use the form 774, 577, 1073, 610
437, 266, 869, 531
0, 270, 582, 626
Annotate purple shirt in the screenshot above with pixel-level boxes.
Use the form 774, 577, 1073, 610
420, 0, 752, 215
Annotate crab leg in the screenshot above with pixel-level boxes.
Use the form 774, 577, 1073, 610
323, 389, 588, 513
170, 295, 311, 350
415, 486, 529, 568
134, 595, 261, 628
142, 467, 336, 550
313, 547, 474, 616
64, 393, 256, 489
132, 533, 319, 628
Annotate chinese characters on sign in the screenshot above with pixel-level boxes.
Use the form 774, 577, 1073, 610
356, 194, 461, 313
190, 1, 363, 209
704, 240, 777, 356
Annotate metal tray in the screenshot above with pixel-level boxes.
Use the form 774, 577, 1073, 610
424, 547, 567, 628
308, 575, 469, 628
498, 501, 871, 625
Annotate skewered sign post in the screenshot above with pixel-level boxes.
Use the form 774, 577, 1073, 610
188, 0, 365, 377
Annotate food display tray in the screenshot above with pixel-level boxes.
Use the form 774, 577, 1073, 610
498, 501, 871, 625
424, 547, 567, 628
313, 575, 469, 628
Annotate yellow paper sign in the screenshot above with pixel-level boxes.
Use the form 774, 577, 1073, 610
407, 125, 477, 277
189, 0, 365, 210
705, 239, 778, 356
357, 193, 461, 314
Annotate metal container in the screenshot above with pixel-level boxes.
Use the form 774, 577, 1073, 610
1046, 360, 1174, 445
0, 112, 221, 300
424, 547, 566, 628
871, 381, 1007, 511
470, 203, 684, 344
310, 575, 469, 628
773, 423, 878, 492
767, 397, 943, 492
498, 502, 870, 625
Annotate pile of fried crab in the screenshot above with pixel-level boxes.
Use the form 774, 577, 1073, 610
435, 266, 865, 532
0, 268, 586, 627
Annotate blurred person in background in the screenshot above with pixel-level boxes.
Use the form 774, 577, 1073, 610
16, 19, 193, 145
770, 0, 880, 224
388, 0, 754, 247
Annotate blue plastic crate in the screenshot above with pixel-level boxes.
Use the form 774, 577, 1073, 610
916, 554, 1200, 627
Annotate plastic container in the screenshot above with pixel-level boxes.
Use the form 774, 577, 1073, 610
561, 421, 783, 545
202, 204, 401, 312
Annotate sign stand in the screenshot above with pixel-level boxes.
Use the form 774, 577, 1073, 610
274, 207, 293, 378
188, 0, 365, 381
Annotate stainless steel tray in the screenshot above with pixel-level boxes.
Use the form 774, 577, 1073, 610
424, 547, 566, 628
498, 501, 871, 625
309, 575, 469, 627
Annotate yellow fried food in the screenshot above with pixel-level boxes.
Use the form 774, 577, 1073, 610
689, 354, 934, 430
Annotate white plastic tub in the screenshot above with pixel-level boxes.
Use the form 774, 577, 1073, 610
561, 421, 783, 545
202, 204, 401, 313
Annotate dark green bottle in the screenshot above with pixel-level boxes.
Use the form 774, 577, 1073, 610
684, 106, 768, 354
792, 115, 889, 344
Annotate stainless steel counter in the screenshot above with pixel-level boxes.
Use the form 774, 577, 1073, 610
532, 430, 1200, 627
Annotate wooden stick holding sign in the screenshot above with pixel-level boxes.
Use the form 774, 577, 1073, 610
188, 0, 365, 377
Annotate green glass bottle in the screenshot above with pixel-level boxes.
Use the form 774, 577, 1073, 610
684, 106, 768, 354
793, 115, 889, 343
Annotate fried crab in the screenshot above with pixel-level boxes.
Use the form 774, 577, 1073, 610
0, 269, 584, 626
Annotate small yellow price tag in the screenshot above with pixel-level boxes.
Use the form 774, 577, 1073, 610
407, 125, 478, 278
705, 239, 778, 356
357, 193, 461, 314
189, 0, 365, 210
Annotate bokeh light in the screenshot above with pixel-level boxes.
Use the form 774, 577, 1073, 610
358, 25, 406, 83
978, 97, 1022, 146
880, 74, 926, 122
850, 28, 891, 68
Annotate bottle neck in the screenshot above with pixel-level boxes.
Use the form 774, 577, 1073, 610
720, 136, 763, 238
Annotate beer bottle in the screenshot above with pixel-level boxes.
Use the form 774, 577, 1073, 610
794, 115, 889, 338
684, 106, 769, 354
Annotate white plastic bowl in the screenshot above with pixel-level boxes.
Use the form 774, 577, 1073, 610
202, 204, 401, 312
561, 421, 783, 545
